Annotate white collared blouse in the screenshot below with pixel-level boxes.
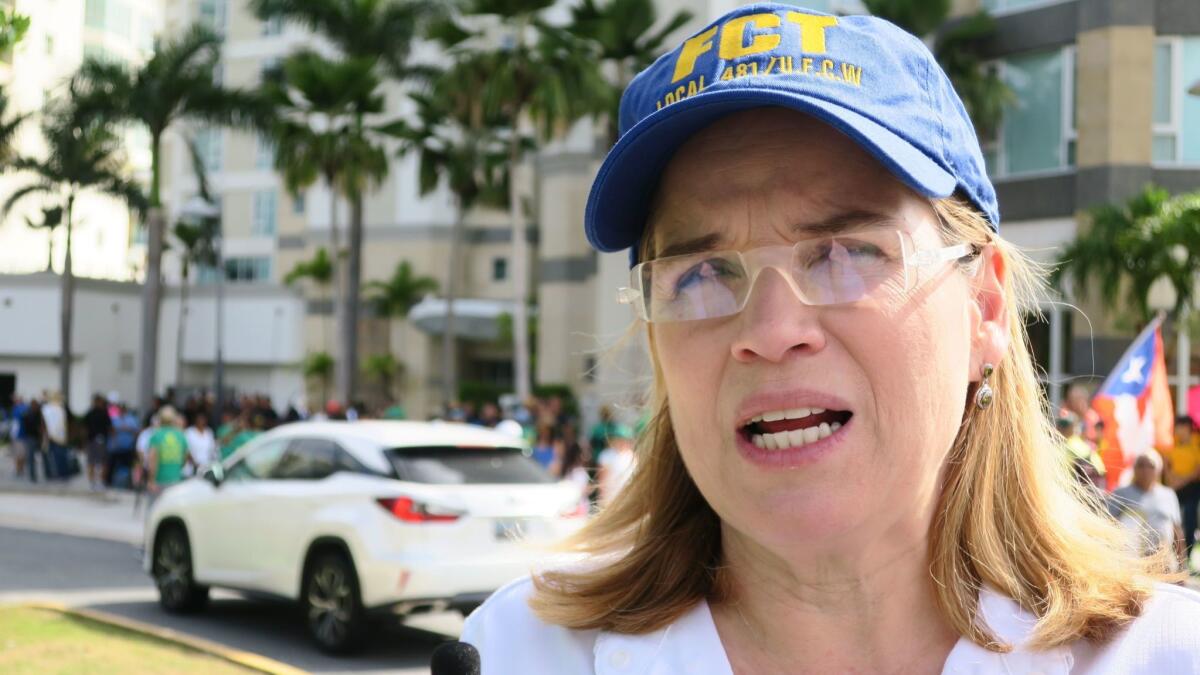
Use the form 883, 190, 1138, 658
461, 576, 1200, 674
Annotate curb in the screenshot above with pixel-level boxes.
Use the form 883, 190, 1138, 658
0, 482, 124, 502
13, 601, 310, 675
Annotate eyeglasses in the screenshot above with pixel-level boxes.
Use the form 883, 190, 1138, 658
617, 228, 974, 324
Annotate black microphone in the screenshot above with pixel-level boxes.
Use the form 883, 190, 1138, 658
431, 640, 481, 675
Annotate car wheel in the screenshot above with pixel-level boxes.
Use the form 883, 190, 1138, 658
153, 525, 210, 613
302, 551, 367, 654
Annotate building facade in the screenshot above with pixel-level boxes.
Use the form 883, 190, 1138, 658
0, 272, 304, 413
7, 0, 1195, 421
0, 0, 159, 280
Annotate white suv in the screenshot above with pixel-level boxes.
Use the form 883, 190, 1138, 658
143, 420, 587, 653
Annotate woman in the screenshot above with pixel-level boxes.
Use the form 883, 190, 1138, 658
461, 4, 1200, 674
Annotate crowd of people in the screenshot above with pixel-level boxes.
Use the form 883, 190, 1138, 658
1056, 383, 1200, 574
0, 389, 644, 509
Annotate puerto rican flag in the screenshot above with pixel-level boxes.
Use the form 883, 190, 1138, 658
1091, 315, 1175, 491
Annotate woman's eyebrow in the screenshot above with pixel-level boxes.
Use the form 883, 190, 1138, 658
792, 209, 900, 236
655, 232, 725, 259
653, 210, 898, 259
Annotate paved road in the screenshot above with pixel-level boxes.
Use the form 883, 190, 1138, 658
0, 526, 458, 674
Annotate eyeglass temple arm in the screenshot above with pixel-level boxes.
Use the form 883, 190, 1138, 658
908, 243, 972, 268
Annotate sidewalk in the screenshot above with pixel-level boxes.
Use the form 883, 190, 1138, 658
0, 448, 144, 545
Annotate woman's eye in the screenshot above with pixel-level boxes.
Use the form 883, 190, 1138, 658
674, 258, 739, 291
806, 239, 887, 267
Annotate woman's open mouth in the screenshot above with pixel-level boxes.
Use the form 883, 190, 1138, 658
738, 407, 854, 451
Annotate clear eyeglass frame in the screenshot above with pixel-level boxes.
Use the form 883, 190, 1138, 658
616, 229, 976, 324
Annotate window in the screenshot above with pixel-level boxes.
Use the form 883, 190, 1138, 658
492, 257, 508, 281
271, 438, 364, 479
985, 47, 1076, 178
85, 0, 107, 30
259, 57, 283, 85
109, 0, 131, 39
223, 257, 272, 283
252, 190, 276, 236
1152, 37, 1200, 165
385, 447, 555, 485
198, 0, 226, 34
255, 135, 274, 170
262, 15, 283, 36
226, 439, 287, 481
194, 127, 222, 173
982, 0, 1064, 12
292, 194, 305, 215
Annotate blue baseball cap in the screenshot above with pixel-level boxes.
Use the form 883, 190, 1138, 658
584, 2, 999, 265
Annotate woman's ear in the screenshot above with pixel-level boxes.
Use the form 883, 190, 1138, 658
969, 245, 1010, 382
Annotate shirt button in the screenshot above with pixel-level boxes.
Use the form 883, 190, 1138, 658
608, 649, 632, 669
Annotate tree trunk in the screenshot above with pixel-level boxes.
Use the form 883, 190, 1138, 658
175, 261, 190, 391
509, 131, 532, 403
45, 227, 54, 272
341, 193, 363, 407
328, 182, 343, 406
442, 201, 465, 406
138, 136, 165, 414
60, 194, 75, 416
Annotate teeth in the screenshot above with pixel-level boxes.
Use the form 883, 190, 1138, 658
784, 407, 811, 420
749, 420, 839, 452
811, 407, 825, 415
762, 410, 786, 422
803, 425, 820, 444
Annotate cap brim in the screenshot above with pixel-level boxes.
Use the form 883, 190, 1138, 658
585, 88, 958, 260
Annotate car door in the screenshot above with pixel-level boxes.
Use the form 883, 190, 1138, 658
189, 437, 288, 587
252, 437, 352, 596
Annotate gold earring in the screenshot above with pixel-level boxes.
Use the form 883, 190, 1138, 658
975, 363, 995, 410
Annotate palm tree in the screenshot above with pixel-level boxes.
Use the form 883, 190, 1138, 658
267, 50, 389, 403
1, 96, 147, 413
251, 0, 444, 408
0, 91, 27, 169
1054, 185, 1200, 412
389, 67, 512, 404
303, 351, 335, 404
1054, 186, 1200, 323
362, 352, 398, 401
72, 23, 271, 414
0, 7, 29, 54
284, 247, 335, 349
23, 205, 64, 272
439, 0, 609, 402
367, 260, 439, 319
567, 0, 693, 145
863, 0, 1010, 138
171, 218, 218, 390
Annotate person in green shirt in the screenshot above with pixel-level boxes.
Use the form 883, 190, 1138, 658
147, 407, 189, 496
218, 411, 262, 461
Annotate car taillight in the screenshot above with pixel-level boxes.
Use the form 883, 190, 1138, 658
376, 497, 462, 523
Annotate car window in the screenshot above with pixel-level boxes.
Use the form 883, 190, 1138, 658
385, 446, 555, 485
225, 439, 288, 482
271, 438, 364, 480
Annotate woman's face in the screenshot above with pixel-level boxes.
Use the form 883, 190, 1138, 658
649, 108, 998, 558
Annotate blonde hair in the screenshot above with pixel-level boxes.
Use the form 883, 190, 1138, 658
529, 195, 1170, 650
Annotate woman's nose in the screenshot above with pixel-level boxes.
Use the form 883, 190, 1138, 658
729, 266, 827, 363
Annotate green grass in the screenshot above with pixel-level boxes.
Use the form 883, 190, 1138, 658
0, 607, 257, 674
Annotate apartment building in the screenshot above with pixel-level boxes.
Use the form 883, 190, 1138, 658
149, 0, 1197, 422
0, 0, 159, 280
